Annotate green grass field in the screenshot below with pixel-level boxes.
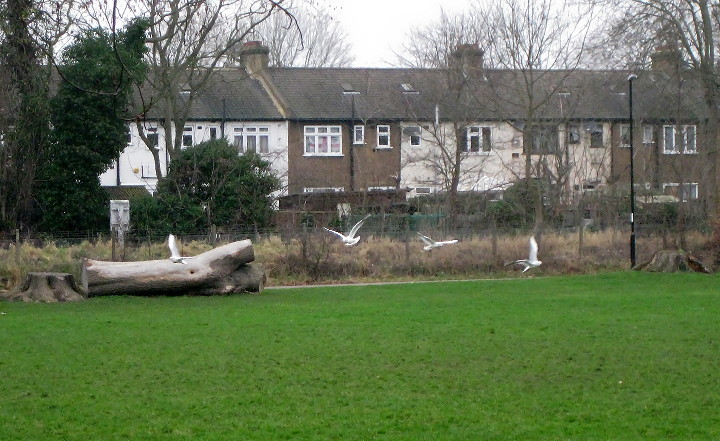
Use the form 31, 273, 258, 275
1, 272, 719, 440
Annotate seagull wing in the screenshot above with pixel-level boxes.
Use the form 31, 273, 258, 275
324, 227, 346, 240
417, 232, 436, 246
168, 234, 180, 259
347, 214, 371, 238
528, 236, 538, 262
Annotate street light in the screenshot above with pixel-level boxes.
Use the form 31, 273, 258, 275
628, 73, 637, 268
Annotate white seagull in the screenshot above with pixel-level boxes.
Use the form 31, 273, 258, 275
417, 232, 458, 251
506, 236, 542, 272
324, 214, 371, 246
168, 234, 194, 264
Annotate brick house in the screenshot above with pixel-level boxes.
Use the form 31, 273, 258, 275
103, 42, 709, 214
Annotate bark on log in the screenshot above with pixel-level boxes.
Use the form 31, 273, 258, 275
82, 239, 265, 296
634, 250, 712, 273
1, 272, 85, 302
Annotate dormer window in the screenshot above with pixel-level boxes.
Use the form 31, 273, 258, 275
341, 83, 359, 95
401, 83, 418, 94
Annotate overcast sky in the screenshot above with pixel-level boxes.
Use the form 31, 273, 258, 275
328, 0, 474, 67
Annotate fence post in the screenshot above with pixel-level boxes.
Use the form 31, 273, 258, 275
15, 229, 20, 262
491, 218, 498, 259
578, 209, 585, 259
405, 217, 410, 264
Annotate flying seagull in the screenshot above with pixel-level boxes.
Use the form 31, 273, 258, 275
417, 232, 458, 251
324, 214, 371, 246
506, 236, 542, 272
168, 234, 194, 264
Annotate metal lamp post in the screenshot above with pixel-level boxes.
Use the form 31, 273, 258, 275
628, 74, 637, 268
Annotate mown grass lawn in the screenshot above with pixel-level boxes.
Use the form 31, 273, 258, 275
1, 271, 719, 440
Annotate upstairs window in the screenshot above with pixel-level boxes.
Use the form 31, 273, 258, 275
664, 125, 696, 154
304, 126, 342, 156
377, 125, 391, 148
528, 125, 558, 154
353, 125, 365, 144
404, 126, 422, 146
465, 126, 492, 153
643, 125, 654, 144
568, 124, 581, 144
234, 126, 270, 154
620, 124, 631, 148
182, 126, 194, 147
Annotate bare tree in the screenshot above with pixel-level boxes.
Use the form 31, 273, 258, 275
395, 8, 492, 68
250, 4, 354, 67
586, 0, 720, 222
480, 0, 593, 234
116, 0, 294, 179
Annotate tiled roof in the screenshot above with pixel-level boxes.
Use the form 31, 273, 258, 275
105, 186, 151, 200
143, 65, 706, 123
142, 69, 284, 121
267, 67, 706, 122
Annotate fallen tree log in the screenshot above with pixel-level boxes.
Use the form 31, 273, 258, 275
82, 239, 265, 296
2, 272, 85, 302
634, 250, 711, 273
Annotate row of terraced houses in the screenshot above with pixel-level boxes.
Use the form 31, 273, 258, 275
101, 42, 709, 214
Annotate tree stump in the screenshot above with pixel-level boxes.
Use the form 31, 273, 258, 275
634, 250, 711, 273
82, 239, 265, 297
1, 272, 86, 303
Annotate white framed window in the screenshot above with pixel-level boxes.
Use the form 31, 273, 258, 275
368, 186, 394, 191
663, 182, 698, 201
353, 125, 365, 144
234, 126, 270, 154
304, 126, 342, 156
404, 126, 422, 146
182, 126, 194, 147
620, 124, 631, 148
663, 124, 697, 154
377, 125, 391, 148
141, 164, 157, 178
303, 187, 345, 193
643, 125, 654, 144
465, 126, 492, 153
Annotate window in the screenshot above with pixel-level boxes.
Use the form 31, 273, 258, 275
182, 126, 193, 147
303, 187, 345, 193
145, 127, 159, 148
234, 126, 270, 154
465, 126, 492, 153
663, 182, 699, 201
620, 124, 631, 148
210, 127, 218, 139
568, 124, 581, 144
643, 125, 654, 144
664, 124, 697, 154
377, 125, 391, 148
401, 83, 418, 94
404, 126, 422, 146
353, 125, 365, 144
304, 126, 342, 156
528, 125, 558, 154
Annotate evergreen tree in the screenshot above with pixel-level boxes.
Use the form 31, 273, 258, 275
35, 19, 148, 232
133, 139, 280, 233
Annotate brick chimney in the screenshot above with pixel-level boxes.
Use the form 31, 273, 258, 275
650, 45, 683, 75
450, 44, 484, 78
240, 41, 270, 76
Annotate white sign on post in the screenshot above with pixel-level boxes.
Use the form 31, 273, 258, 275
110, 200, 130, 248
